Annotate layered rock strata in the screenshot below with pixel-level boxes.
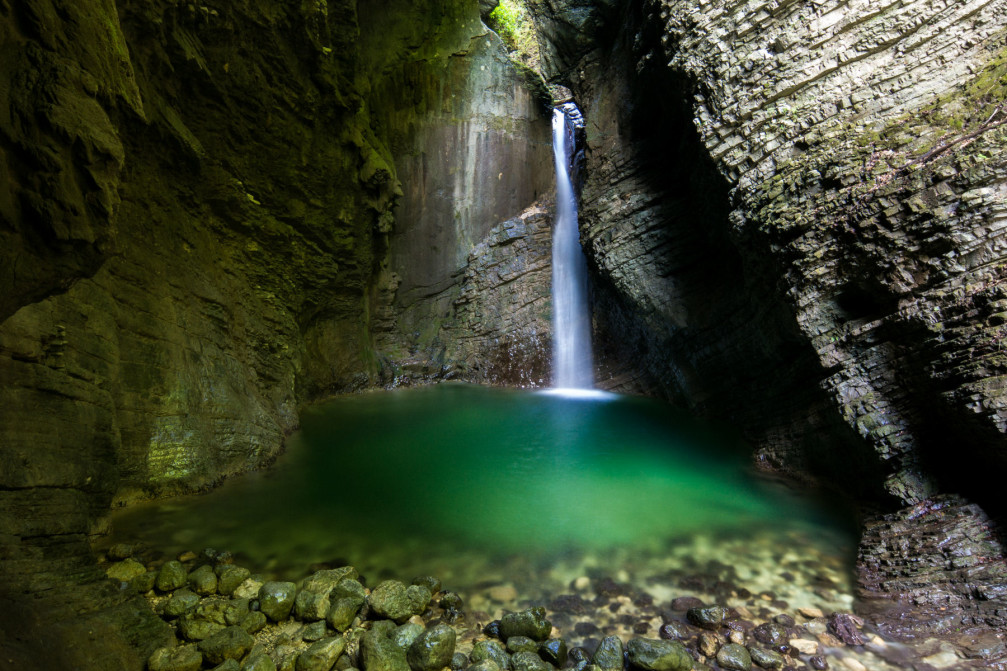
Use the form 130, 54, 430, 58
560, 0, 1007, 643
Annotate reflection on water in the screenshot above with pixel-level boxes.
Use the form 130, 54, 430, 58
106, 384, 855, 604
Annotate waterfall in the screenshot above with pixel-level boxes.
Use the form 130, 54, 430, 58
551, 104, 593, 389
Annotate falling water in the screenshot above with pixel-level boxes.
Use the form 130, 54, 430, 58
551, 104, 593, 389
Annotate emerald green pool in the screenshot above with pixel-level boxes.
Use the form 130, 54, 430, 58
107, 384, 856, 611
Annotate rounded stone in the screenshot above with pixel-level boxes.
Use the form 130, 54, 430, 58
506, 637, 538, 654
716, 644, 751, 671
751, 623, 788, 647
408, 623, 457, 671
538, 639, 567, 667
362, 620, 410, 671
297, 636, 347, 671
592, 636, 624, 671
147, 644, 203, 671
658, 622, 689, 641
625, 638, 692, 671
369, 580, 432, 623
243, 650, 278, 671
510, 651, 549, 671
106, 558, 147, 583
470, 639, 511, 670
412, 576, 442, 594
215, 565, 251, 596
747, 647, 784, 670
188, 564, 218, 596
451, 652, 468, 670
440, 592, 464, 611
242, 610, 267, 634
259, 581, 297, 622
156, 560, 188, 592
686, 607, 728, 630
197, 625, 254, 665
499, 607, 551, 642
327, 596, 365, 632
164, 588, 200, 618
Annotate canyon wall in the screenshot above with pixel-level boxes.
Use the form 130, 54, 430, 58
546, 0, 1007, 644
0, 1, 552, 665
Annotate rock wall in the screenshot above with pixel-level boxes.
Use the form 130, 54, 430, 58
554, 0, 1007, 643
0, 0, 553, 665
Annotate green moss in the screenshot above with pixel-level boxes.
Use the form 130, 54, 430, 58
486, 0, 543, 74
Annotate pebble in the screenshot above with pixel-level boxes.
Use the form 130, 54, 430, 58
798, 608, 824, 619
789, 639, 819, 655
488, 585, 518, 602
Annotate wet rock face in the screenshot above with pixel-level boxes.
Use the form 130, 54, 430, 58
566, 0, 1007, 642
0, 0, 550, 665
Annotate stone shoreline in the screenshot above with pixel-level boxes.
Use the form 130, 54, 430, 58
99, 540, 999, 671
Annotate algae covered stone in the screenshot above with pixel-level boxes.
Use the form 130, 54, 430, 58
408, 623, 456, 671
716, 644, 751, 671
157, 560, 189, 592
259, 581, 297, 622
148, 644, 203, 671
625, 638, 692, 671
198, 625, 254, 665
470, 639, 512, 670
592, 636, 623, 671
106, 557, 147, 583
499, 607, 551, 641
362, 620, 410, 671
296, 635, 347, 671
369, 580, 432, 623
189, 564, 218, 595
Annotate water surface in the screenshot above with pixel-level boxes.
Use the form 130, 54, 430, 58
107, 384, 855, 610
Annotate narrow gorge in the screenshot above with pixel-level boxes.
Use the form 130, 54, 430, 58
2, 0, 1007, 669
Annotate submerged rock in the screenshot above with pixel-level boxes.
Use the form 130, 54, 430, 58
369, 581, 432, 623
259, 582, 297, 622
164, 589, 201, 618
148, 644, 203, 671
408, 623, 456, 671
471, 639, 512, 670
157, 561, 188, 592
198, 625, 254, 665
686, 607, 727, 630
189, 565, 218, 596
715, 644, 751, 671
500, 607, 552, 641
592, 636, 624, 671
297, 636, 347, 671
216, 565, 251, 596
362, 620, 410, 671
625, 638, 691, 671
106, 558, 147, 583
510, 651, 550, 671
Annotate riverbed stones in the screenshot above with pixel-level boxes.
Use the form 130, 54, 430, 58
393, 622, 425, 650
370, 581, 432, 623
157, 560, 189, 592
244, 650, 278, 671
470, 662, 502, 671
592, 636, 623, 671
500, 607, 551, 641
827, 613, 864, 646
789, 639, 819, 655
189, 564, 219, 595
216, 565, 251, 596
295, 568, 358, 621
716, 644, 751, 671
297, 635, 347, 671
328, 596, 365, 632
362, 620, 410, 671
106, 557, 147, 583
747, 648, 783, 670
148, 644, 203, 671
686, 606, 728, 630
507, 636, 538, 654
242, 610, 267, 634
408, 623, 456, 671
511, 651, 550, 671
198, 625, 254, 665
260, 581, 297, 622
751, 623, 788, 647
625, 638, 692, 671
538, 638, 567, 667
471, 639, 512, 670
165, 588, 201, 617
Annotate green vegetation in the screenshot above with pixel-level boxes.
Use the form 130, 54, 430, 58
487, 0, 541, 69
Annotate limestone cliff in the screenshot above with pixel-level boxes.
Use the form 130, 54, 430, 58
0, 0, 552, 665
543, 0, 1007, 644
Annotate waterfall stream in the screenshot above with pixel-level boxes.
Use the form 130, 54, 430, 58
551, 104, 593, 389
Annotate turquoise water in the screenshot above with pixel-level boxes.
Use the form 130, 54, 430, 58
107, 384, 854, 599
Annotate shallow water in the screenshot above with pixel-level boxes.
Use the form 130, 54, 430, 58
106, 384, 857, 616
